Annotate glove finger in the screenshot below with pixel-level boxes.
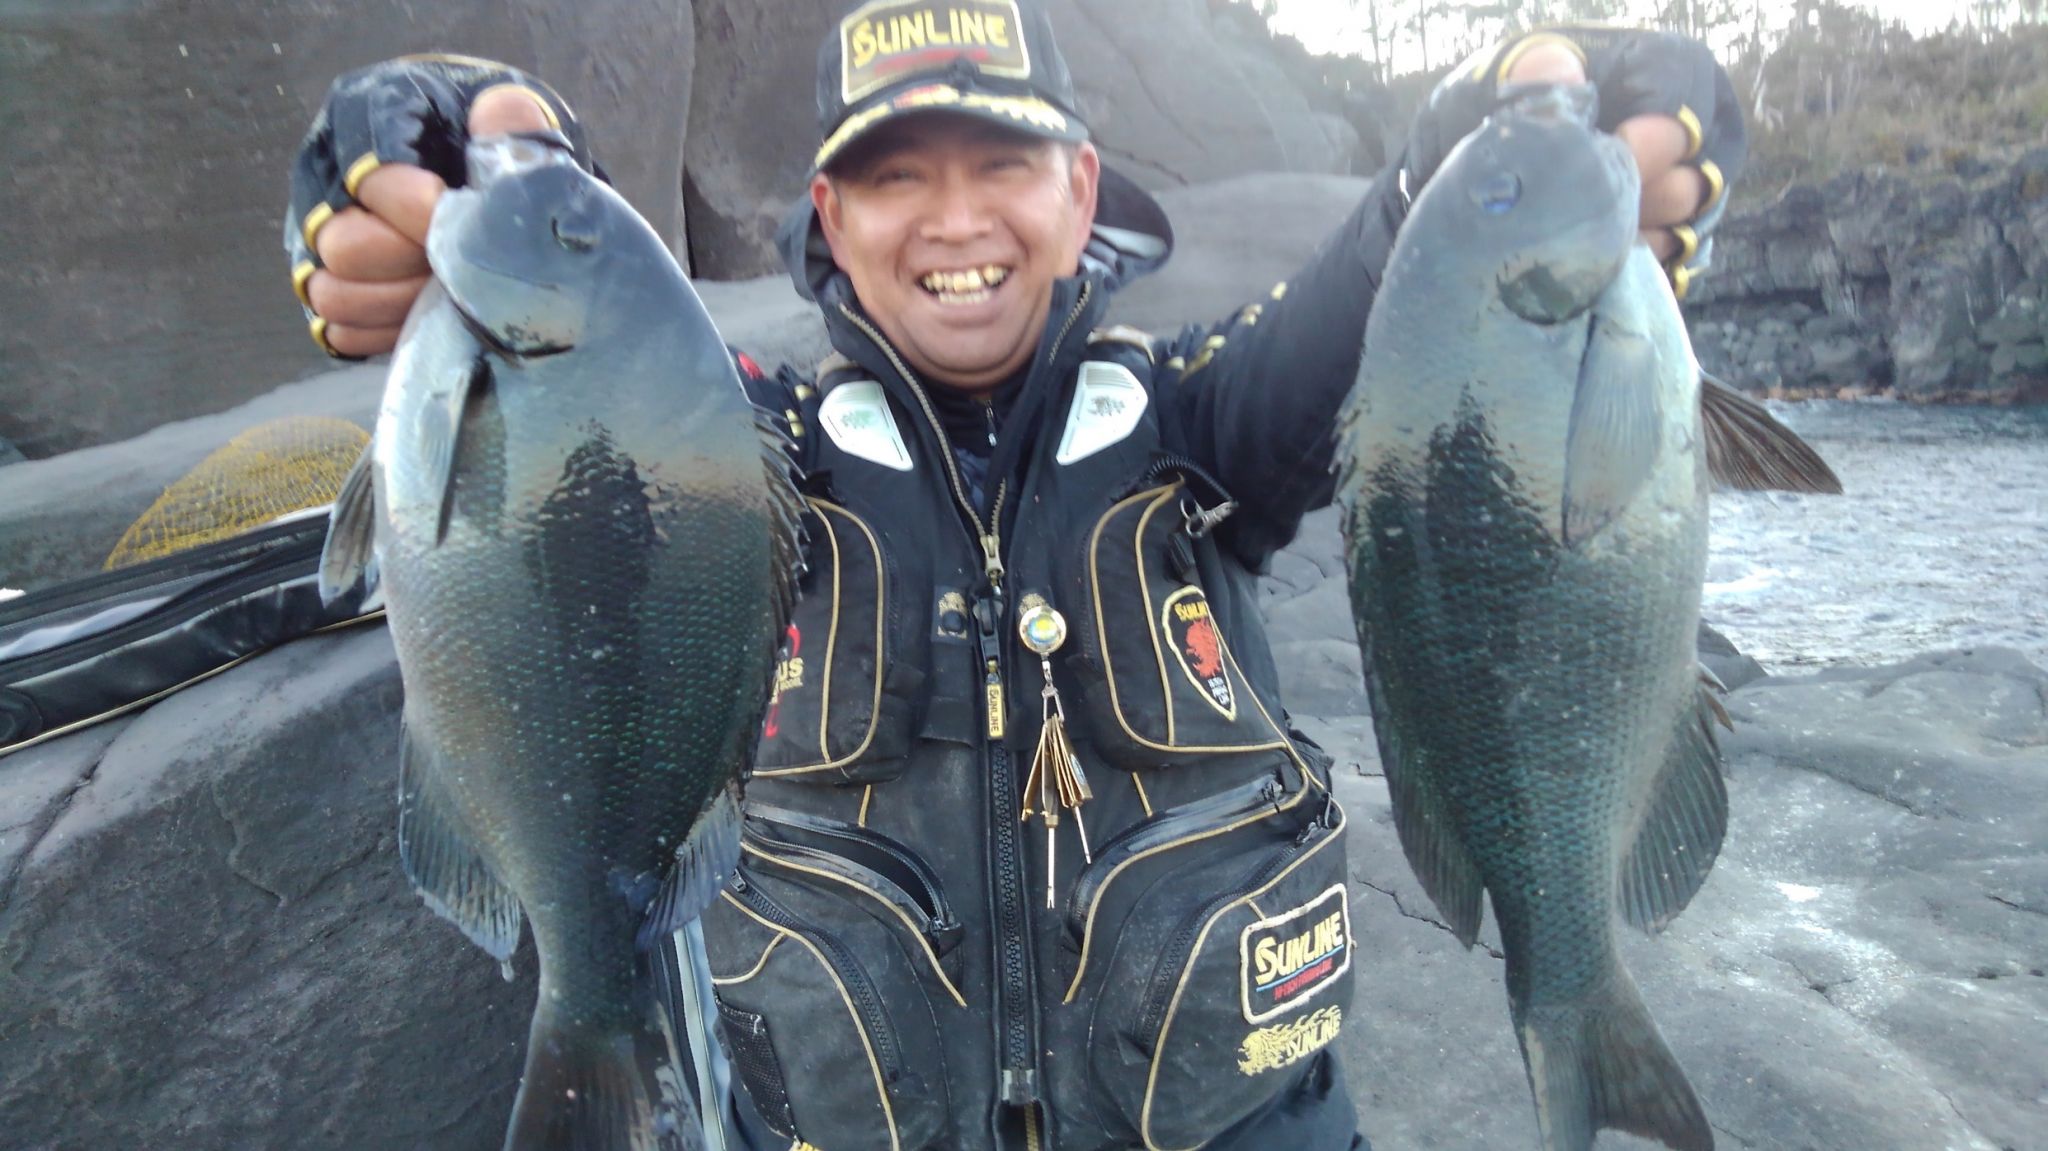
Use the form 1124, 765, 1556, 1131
1690, 63, 1748, 222
285, 109, 341, 300
324, 60, 469, 201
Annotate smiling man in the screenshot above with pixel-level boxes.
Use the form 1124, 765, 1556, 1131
285, 3, 1744, 1147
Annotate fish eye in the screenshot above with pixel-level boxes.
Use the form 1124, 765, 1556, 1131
1472, 171, 1522, 215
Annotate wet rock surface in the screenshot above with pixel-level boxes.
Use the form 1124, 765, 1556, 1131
4, 505, 2042, 1148
1268, 508, 2048, 1151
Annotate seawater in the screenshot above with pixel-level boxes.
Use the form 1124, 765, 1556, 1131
1704, 400, 2048, 673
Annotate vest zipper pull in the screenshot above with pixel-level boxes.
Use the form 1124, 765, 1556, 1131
973, 590, 1007, 741
980, 532, 1005, 590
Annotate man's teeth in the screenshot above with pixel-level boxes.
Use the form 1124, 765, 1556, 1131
920, 266, 1011, 297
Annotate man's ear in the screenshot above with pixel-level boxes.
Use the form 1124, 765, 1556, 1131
1069, 142, 1102, 251
811, 173, 846, 264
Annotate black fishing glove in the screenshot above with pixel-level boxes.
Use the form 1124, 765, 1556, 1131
283, 54, 599, 357
1394, 27, 1748, 299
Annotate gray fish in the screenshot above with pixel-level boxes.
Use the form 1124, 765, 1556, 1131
1339, 86, 1835, 1151
322, 138, 802, 1151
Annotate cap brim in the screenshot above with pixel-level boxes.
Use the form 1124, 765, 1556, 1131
812, 81, 1087, 174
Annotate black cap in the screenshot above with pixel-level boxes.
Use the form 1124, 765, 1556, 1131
781, 0, 1173, 302
810, 0, 1089, 174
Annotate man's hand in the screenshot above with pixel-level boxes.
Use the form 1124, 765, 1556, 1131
306, 90, 554, 357
1499, 41, 1706, 268
284, 57, 594, 359
1397, 27, 1747, 298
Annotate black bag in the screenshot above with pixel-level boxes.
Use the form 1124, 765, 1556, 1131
0, 512, 378, 752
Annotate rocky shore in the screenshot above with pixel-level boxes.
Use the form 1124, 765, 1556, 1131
4, 510, 2042, 1150
1687, 147, 2048, 406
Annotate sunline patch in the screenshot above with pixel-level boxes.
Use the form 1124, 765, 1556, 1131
1238, 883, 1351, 1024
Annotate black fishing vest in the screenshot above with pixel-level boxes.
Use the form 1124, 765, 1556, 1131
702, 282, 1355, 1151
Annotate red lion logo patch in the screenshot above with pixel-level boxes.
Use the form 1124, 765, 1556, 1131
1184, 616, 1223, 680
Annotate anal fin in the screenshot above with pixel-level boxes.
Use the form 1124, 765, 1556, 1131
1620, 680, 1731, 933
397, 716, 523, 961
1700, 373, 1843, 494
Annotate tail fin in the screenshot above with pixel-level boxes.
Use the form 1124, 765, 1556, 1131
1515, 975, 1713, 1151
504, 967, 705, 1151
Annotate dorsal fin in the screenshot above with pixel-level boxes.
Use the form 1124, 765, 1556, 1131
1700, 373, 1843, 493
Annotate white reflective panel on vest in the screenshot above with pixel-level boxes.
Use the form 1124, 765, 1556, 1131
1055, 361, 1148, 465
818, 379, 914, 472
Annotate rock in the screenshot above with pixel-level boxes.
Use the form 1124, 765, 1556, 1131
1108, 174, 1371, 334
679, 0, 1352, 280
0, 0, 695, 460
1268, 504, 2047, 1148
1275, 513, 2047, 1148
0, 626, 536, 1151
1683, 144, 2048, 402
1698, 622, 1768, 692
0, 282, 823, 593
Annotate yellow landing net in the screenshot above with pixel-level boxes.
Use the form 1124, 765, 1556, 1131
103, 416, 369, 570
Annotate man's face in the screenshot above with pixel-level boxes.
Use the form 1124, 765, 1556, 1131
812, 115, 1101, 392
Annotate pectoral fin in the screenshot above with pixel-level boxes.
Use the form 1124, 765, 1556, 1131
1700, 372, 1843, 493
319, 441, 378, 605
1563, 319, 1664, 545
412, 358, 490, 545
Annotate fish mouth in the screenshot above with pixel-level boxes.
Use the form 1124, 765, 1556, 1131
429, 184, 584, 357
1495, 137, 1638, 325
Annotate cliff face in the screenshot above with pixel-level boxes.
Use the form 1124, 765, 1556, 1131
1687, 149, 2048, 404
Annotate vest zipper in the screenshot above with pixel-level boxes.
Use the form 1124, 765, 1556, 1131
834, 287, 1092, 1120
728, 874, 904, 1078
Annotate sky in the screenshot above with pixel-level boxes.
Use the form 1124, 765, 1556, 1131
1264, 0, 1991, 71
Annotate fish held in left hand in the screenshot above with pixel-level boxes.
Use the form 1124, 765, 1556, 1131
1337, 85, 1837, 1151
321, 136, 804, 1151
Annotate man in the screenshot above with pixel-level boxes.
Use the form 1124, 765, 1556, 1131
285, 4, 1743, 1147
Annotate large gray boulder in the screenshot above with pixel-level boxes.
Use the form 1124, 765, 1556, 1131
680, 0, 1351, 280
1109, 174, 1369, 335
1266, 509, 2048, 1150
0, 626, 536, 1151
0, 0, 694, 461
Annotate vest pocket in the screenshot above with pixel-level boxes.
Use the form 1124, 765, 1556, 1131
755, 498, 921, 782
1073, 482, 1291, 769
1086, 799, 1352, 1151
704, 842, 956, 1151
